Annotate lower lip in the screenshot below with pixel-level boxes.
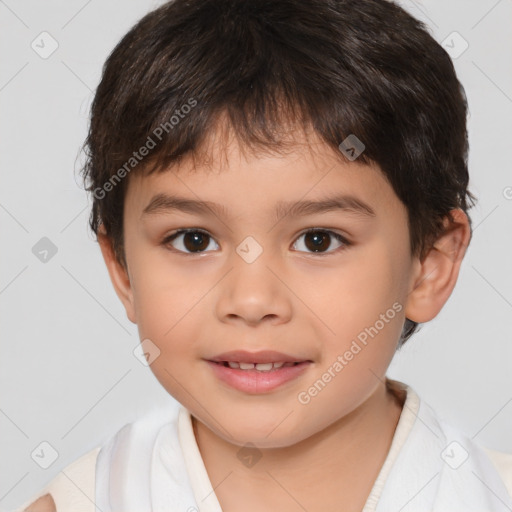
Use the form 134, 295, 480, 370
205, 360, 312, 394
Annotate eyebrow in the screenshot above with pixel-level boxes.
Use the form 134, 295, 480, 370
141, 192, 376, 221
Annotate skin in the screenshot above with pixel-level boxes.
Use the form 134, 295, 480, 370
24, 494, 55, 512
92, 124, 470, 512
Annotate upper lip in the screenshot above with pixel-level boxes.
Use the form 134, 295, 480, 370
207, 350, 311, 364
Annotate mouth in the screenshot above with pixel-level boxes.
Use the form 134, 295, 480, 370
205, 357, 312, 394
207, 349, 311, 365
211, 360, 304, 371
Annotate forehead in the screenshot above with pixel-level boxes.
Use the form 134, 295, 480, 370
124, 126, 404, 224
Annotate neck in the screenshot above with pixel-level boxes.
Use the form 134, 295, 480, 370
193, 378, 406, 512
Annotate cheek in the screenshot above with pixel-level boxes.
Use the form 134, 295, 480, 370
316, 243, 407, 361
130, 272, 207, 402
129, 259, 204, 356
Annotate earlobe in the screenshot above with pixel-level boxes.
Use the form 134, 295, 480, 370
97, 224, 137, 324
404, 209, 471, 323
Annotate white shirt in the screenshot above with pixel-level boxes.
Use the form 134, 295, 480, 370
13, 379, 512, 511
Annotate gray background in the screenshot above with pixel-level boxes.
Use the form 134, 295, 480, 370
1, 0, 511, 510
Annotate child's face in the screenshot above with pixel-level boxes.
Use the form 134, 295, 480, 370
116, 128, 420, 447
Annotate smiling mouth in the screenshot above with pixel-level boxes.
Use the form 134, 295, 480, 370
206, 359, 312, 393
214, 361, 303, 371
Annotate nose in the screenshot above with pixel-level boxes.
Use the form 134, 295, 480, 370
215, 252, 293, 327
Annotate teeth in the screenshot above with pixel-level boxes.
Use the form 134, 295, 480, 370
255, 362, 273, 371
223, 361, 297, 371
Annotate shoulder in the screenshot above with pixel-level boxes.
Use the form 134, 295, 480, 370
15, 446, 101, 512
21, 493, 56, 512
484, 447, 512, 499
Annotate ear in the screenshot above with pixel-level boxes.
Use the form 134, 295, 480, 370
97, 224, 136, 324
404, 209, 471, 323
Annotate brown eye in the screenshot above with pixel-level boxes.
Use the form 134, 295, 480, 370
293, 229, 348, 254
164, 229, 219, 253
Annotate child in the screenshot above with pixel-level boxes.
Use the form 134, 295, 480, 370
17, 0, 512, 510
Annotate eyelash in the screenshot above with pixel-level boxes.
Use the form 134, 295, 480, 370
161, 228, 351, 256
